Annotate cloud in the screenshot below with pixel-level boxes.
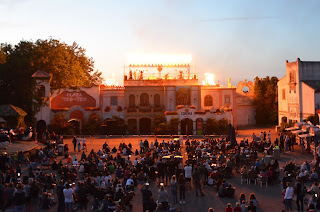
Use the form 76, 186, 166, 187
196, 16, 278, 23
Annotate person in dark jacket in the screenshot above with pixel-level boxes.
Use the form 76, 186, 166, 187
13, 184, 26, 212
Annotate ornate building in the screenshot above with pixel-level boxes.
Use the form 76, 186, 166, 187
33, 63, 255, 135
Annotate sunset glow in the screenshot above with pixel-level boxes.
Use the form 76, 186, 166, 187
127, 54, 192, 66
105, 74, 118, 86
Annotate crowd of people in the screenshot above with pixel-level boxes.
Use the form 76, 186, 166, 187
0, 130, 319, 212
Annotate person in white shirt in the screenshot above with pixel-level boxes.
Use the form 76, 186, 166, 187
82, 137, 87, 151
184, 164, 192, 190
284, 182, 294, 212
63, 184, 74, 212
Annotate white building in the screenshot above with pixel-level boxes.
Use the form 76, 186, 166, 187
278, 58, 320, 124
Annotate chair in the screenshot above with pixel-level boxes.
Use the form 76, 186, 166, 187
248, 172, 257, 185
260, 176, 268, 187
241, 173, 248, 184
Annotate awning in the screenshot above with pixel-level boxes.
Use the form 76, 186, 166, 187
285, 127, 298, 131
291, 130, 306, 134
298, 134, 313, 138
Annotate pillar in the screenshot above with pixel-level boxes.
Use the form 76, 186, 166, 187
193, 121, 196, 135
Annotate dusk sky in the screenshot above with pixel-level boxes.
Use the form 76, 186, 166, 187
1, 0, 320, 85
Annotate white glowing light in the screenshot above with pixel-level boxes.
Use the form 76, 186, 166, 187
127, 54, 192, 65
202, 73, 216, 86
105, 74, 118, 86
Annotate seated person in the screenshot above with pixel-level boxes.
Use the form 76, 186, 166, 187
310, 171, 319, 181
225, 184, 235, 198
249, 193, 259, 206
247, 201, 257, 212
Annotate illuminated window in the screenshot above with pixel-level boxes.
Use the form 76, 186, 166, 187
225, 96, 230, 103
204, 95, 213, 106
111, 96, 118, 106
282, 89, 286, 100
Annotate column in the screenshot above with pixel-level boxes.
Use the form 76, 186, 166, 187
136, 119, 140, 135
193, 121, 196, 135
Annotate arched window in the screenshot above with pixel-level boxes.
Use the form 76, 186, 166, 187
129, 94, 135, 107
154, 94, 160, 106
140, 93, 149, 106
38, 85, 45, 97
204, 95, 213, 106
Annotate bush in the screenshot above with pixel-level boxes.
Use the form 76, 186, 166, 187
205, 118, 218, 135
306, 114, 319, 125
51, 113, 73, 134
82, 113, 102, 135
218, 118, 229, 135
279, 122, 294, 132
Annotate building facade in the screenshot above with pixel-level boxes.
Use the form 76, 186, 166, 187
278, 58, 320, 125
33, 64, 255, 135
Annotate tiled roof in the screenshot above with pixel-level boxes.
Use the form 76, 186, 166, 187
0, 104, 27, 117
31, 70, 51, 78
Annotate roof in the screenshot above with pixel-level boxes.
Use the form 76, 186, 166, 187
31, 70, 51, 78
302, 80, 320, 91
0, 105, 27, 117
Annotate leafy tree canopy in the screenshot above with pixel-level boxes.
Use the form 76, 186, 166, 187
0, 38, 102, 124
252, 76, 278, 125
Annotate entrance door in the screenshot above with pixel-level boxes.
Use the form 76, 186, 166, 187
181, 118, 193, 135
68, 119, 80, 135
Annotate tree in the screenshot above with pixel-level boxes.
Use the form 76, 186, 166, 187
168, 117, 179, 134
82, 113, 102, 135
306, 114, 319, 125
205, 117, 218, 135
0, 39, 102, 124
51, 113, 73, 134
253, 76, 278, 125
152, 115, 168, 134
218, 118, 229, 135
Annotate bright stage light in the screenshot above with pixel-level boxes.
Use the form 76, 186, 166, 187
202, 73, 216, 86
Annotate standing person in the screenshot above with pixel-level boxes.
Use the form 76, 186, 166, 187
0, 179, 5, 212
170, 175, 178, 205
178, 173, 186, 204
184, 163, 192, 190
82, 136, 87, 152
284, 182, 294, 212
140, 183, 153, 212
63, 184, 74, 212
77, 136, 81, 152
295, 178, 305, 212
56, 181, 65, 212
24, 181, 31, 212
193, 167, 205, 197
78, 183, 88, 212
140, 140, 144, 154
72, 136, 77, 152
13, 184, 26, 212
30, 181, 40, 212
157, 185, 169, 210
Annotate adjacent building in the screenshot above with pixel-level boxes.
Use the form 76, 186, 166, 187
278, 58, 320, 124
